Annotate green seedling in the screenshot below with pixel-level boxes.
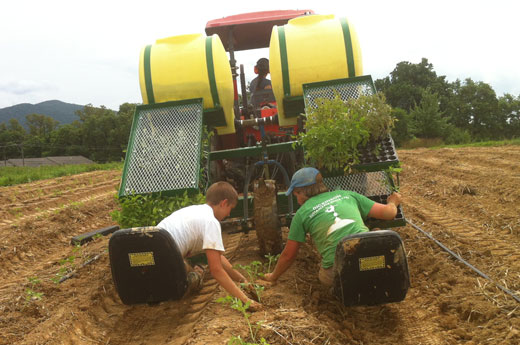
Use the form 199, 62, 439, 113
264, 254, 280, 273
216, 296, 270, 345
235, 261, 263, 282
25, 276, 44, 302
92, 233, 103, 241
51, 244, 81, 284
240, 282, 265, 303
70, 201, 84, 209
382, 164, 402, 193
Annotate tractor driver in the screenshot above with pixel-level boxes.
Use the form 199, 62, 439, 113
250, 58, 275, 110
264, 167, 402, 287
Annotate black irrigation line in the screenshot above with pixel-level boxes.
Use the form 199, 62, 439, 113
406, 219, 520, 304
58, 252, 104, 284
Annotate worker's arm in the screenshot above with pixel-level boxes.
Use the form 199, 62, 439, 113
264, 239, 301, 282
220, 255, 248, 283
367, 192, 402, 220
205, 249, 260, 309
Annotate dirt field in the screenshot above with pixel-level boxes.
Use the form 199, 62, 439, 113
1, 146, 519, 345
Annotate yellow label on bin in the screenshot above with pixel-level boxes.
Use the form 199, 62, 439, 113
128, 252, 155, 267
359, 255, 385, 271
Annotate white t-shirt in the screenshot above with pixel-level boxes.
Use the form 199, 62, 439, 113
157, 204, 225, 258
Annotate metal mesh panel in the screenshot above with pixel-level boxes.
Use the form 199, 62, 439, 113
323, 172, 391, 197
303, 76, 376, 110
120, 101, 204, 196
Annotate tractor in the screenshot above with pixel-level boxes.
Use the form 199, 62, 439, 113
111, 10, 409, 307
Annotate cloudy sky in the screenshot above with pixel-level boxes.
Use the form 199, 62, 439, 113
1, 0, 518, 110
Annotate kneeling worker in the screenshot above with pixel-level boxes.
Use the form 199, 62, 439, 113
264, 167, 402, 286
158, 181, 261, 310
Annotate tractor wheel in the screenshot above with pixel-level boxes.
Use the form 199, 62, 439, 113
253, 178, 283, 256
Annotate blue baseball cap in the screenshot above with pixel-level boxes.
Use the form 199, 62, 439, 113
285, 167, 320, 196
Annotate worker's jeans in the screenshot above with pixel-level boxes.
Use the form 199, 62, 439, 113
318, 266, 334, 287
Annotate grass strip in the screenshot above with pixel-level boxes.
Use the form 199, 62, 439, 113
0, 162, 122, 187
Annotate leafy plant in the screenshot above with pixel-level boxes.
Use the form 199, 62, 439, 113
235, 261, 266, 302
51, 244, 81, 284
382, 164, 402, 193
25, 277, 44, 302
236, 261, 263, 282
92, 233, 103, 241
347, 92, 395, 140
217, 296, 270, 345
264, 254, 280, 273
300, 92, 395, 173
111, 191, 205, 228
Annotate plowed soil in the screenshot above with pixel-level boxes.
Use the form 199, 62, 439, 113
1, 146, 519, 345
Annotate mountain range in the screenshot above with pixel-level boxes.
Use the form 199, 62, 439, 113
0, 100, 85, 128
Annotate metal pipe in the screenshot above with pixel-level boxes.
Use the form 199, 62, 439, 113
235, 114, 278, 128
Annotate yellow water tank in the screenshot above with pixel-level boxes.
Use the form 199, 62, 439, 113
139, 33, 235, 135
269, 15, 363, 126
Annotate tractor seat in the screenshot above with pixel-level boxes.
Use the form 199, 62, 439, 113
251, 88, 276, 110
333, 230, 410, 306
109, 226, 188, 305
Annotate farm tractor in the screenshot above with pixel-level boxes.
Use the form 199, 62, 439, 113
110, 10, 410, 307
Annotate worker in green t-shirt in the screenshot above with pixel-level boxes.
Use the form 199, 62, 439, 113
264, 167, 402, 286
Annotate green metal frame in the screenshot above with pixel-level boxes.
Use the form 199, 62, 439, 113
203, 107, 227, 127
283, 96, 305, 118
302, 75, 376, 94
125, 98, 227, 129
119, 98, 205, 198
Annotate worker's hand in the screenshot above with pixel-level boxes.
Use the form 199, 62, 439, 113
387, 192, 402, 206
247, 300, 263, 312
263, 273, 277, 283
255, 278, 272, 287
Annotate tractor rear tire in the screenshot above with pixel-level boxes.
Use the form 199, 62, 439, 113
253, 178, 283, 256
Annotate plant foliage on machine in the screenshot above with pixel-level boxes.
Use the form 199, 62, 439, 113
299, 92, 395, 173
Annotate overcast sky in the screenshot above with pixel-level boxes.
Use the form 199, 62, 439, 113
1, 0, 519, 110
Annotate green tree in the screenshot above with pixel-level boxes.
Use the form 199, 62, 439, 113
25, 114, 60, 156
498, 93, 520, 138
73, 103, 135, 162
0, 119, 26, 159
450, 78, 502, 140
75, 104, 118, 162
48, 121, 85, 156
410, 89, 450, 139
375, 58, 449, 113
112, 103, 136, 160
26, 113, 59, 139
390, 107, 415, 146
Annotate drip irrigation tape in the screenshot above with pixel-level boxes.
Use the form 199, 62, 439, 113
407, 219, 520, 304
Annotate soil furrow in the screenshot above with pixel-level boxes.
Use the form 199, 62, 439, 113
2, 146, 520, 345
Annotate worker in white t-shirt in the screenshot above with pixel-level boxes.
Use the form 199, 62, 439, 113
158, 181, 262, 310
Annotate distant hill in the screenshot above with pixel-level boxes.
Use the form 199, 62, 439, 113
0, 100, 85, 128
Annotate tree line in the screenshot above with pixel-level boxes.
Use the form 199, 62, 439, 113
376, 58, 520, 146
0, 103, 135, 163
1, 58, 519, 163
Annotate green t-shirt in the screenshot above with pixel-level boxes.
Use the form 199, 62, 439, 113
288, 190, 375, 268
